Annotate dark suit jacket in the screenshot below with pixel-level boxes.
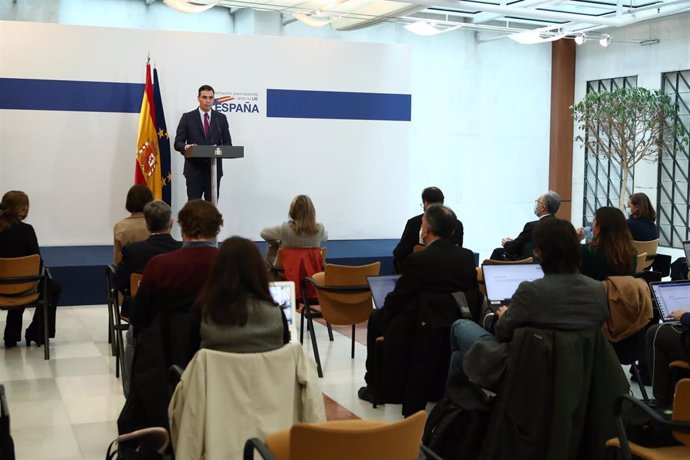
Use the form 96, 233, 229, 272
383, 238, 477, 323
129, 246, 218, 330
503, 214, 555, 259
112, 233, 182, 292
173, 109, 232, 178
392, 214, 464, 273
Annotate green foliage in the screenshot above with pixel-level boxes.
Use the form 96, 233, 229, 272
571, 87, 687, 209
572, 87, 683, 168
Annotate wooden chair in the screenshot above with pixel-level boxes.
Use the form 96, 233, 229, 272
633, 239, 660, 271
0, 255, 50, 359
477, 257, 534, 297
244, 411, 427, 460
606, 379, 690, 459
109, 270, 141, 385
302, 262, 381, 378
635, 252, 648, 273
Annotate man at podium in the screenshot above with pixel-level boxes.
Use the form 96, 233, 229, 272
174, 84, 232, 202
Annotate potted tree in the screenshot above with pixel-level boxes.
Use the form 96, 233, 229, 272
571, 87, 687, 210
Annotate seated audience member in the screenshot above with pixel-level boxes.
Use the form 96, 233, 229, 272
359, 204, 477, 403
0, 191, 61, 348
448, 218, 609, 387
196, 236, 290, 353
580, 206, 637, 281
626, 192, 659, 241
646, 308, 689, 408
112, 200, 181, 397
120, 200, 222, 433
392, 187, 464, 273
113, 184, 154, 264
490, 190, 560, 261
129, 199, 222, 330
260, 195, 327, 250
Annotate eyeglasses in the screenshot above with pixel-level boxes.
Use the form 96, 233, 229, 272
535, 200, 544, 205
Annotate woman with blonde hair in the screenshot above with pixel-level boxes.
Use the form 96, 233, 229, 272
261, 195, 327, 249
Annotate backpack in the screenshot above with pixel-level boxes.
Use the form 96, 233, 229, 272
422, 382, 492, 460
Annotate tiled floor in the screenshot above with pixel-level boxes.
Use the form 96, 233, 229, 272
0, 305, 404, 459
1, 306, 652, 459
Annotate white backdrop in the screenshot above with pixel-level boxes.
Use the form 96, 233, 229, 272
0, 20, 411, 245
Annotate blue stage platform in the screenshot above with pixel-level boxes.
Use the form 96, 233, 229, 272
42, 239, 399, 306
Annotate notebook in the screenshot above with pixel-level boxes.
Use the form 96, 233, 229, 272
650, 280, 690, 322
269, 281, 298, 341
366, 275, 401, 309
482, 263, 544, 306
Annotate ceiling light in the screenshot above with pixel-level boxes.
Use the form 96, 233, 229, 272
509, 29, 565, 45
163, 0, 219, 14
293, 13, 332, 27
403, 21, 462, 36
599, 34, 611, 47
574, 33, 586, 45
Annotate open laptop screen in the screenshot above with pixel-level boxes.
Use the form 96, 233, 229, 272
650, 281, 690, 322
269, 281, 297, 340
367, 275, 401, 309
482, 263, 544, 304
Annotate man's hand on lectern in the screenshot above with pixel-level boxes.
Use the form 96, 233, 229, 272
184, 144, 197, 158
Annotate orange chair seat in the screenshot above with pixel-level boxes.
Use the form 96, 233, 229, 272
606, 438, 690, 460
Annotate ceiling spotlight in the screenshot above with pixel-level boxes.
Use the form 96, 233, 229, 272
599, 34, 611, 47
574, 33, 586, 45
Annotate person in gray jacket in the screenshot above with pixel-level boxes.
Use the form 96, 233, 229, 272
260, 194, 327, 251
448, 217, 609, 387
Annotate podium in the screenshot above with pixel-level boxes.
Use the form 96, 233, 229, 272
186, 145, 244, 206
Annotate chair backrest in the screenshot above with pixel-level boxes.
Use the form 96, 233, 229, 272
276, 248, 326, 301
482, 257, 533, 265
0, 254, 41, 295
672, 378, 690, 445
633, 239, 659, 271
170, 343, 325, 460
288, 411, 426, 460
315, 262, 381, 325
635, 252, 648, 273
130, 273, 143, 297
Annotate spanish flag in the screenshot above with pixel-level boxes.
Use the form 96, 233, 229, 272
134, 62, 162, 200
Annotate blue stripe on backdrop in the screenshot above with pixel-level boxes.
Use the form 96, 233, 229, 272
0, 78, 143, 113
266, 89, 411, 121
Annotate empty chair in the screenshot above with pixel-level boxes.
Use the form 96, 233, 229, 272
302, 262, 381, 377
244, 410, 427, 460
606, 379, 690, 459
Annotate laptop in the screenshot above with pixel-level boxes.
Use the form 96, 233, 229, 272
269, 281, 298, 341
366, 275, 401, 309
650, 280, 690, 322
482, 263, 544, 307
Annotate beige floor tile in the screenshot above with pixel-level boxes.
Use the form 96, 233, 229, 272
12, 425, 82, 460
10, 398, 71, 429
0, 356, 54, 382
50, 342, 103, 360
72, 421, 118, 459
49, 356, 112, 378
2, 377, 61, 402
56, 374, 123, 399
62, 394, 125, 424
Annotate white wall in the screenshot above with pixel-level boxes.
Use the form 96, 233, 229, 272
572, 14, 690, 251
0, 0, 553, 259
